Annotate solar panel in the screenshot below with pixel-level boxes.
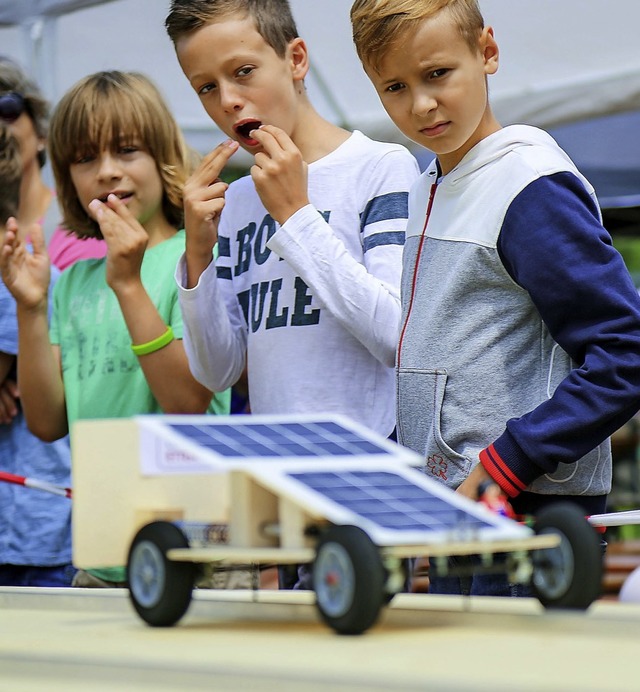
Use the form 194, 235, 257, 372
288, 470, 494, 533
136, 414, 422, 475
166, 420, 390, 459
131, 414, 527, 547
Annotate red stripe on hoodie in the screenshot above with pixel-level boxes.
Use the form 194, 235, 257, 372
480, 444, 526, 497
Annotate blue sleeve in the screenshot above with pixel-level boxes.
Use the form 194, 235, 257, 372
492, 171, 640, 481
0, 280, 18, 356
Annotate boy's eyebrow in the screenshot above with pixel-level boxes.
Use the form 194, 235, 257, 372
190, 50, 259, 79
376, 55, 453, 84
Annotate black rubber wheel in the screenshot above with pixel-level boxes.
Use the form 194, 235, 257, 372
127, 521, 196, 627
531, 502, 602, 610
312, 525, 385, 635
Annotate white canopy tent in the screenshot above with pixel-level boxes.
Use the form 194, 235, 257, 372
1, 0, 640, 210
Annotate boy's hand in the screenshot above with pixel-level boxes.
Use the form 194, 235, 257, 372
183, 139, 238, 288
89, 195, 148, 294
250, 125, 310, 226
0, 217, 50, 311
456, 462, 495, 501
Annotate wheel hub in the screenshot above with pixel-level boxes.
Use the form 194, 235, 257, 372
314, 542, 355, 618
130, 541, 165, 608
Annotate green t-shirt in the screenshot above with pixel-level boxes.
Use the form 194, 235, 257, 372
50, 231, 230, 583
51, 230, 230, 425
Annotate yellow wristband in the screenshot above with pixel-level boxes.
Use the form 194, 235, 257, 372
131, 326, 174, 357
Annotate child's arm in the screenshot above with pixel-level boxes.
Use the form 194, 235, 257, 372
90, 196, 214, 413
0, 219, 68, 441
251, 125, 419, 368
477, 172, 640, 498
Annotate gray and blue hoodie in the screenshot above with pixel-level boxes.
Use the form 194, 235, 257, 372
397, 124, 640, 499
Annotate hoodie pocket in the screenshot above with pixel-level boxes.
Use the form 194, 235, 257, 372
397, 368, 470, 488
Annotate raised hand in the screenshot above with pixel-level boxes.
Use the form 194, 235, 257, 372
0, 217, 50, 311
249, 125, 310, 225
89, 194, 148, 293
182, 139, 238, 288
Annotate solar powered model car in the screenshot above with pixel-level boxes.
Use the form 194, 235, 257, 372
72, 414, 603, 635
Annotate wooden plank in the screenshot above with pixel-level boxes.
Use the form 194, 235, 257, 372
2, 588, 640, 691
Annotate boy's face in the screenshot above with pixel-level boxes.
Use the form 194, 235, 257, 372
364, 11, 499, 175
175, 15, 306, 153
70, 140, 166, 231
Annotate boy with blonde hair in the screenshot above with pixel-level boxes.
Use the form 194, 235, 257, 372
352, 0, 640, 595
165, 0, 419, 438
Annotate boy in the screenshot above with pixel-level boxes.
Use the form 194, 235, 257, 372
164, 0, 420, 440
351, 0, 640, 594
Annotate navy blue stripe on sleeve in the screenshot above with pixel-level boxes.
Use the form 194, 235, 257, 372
360, 191, 409, 233
363, 231, 405, 253
216, 266, 232, 280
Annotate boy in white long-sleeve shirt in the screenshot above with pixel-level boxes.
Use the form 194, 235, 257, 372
165, 0, 420, 438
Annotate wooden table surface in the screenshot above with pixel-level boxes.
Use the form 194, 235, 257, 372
1, 588, 639, 691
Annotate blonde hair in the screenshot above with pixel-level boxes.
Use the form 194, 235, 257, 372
0, 122, 21, 224
49, 71, 197, 239
351, 0, 484, 71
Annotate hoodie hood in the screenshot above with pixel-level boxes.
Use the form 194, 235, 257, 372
428, 124, 589, 189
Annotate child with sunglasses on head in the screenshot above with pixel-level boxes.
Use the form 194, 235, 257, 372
0, 57, 106, 270
0, 70, 231, 587
0, 123, 76, 587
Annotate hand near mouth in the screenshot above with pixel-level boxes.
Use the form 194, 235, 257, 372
89, 194, 148, 293
249, 125, 309, 226
183, 139, 239, 288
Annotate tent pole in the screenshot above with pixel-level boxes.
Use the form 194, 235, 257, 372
20, 15, 57, 103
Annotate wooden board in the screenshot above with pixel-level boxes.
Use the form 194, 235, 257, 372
1, 588, 640, 691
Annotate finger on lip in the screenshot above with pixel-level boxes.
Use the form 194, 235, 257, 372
89, 198, 103, 214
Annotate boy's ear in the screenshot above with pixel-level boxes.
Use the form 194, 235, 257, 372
288, 37, 310, 82
480, 26, 499, 76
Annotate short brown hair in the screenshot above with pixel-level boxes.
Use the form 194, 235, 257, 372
351, 0, 484, 72
165, 0, 298, 57
0, 56, 49, 167
0, 122, 22, 224
49, 71, 197, 239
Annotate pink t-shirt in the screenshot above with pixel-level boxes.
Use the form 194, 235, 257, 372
48, 226, 107, 271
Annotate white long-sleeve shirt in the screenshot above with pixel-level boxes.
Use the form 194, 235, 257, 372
177, 131, 420, 436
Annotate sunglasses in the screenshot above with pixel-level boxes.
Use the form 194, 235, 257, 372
0, 92, 26, 123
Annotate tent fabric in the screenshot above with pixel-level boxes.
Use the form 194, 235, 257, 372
1, 0, 639, 210
0, 1, 116, 25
